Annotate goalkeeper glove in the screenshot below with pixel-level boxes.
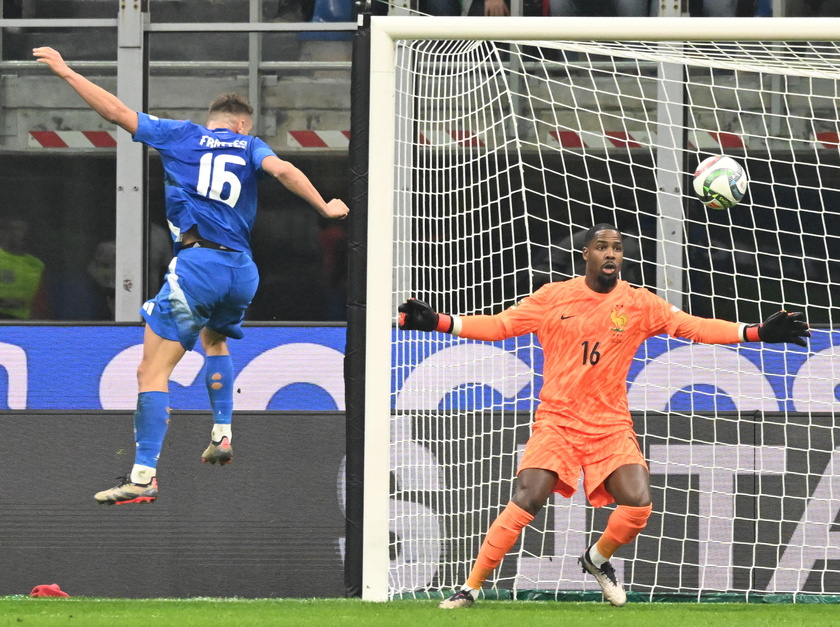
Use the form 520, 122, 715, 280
398, 298, 456, 333
744, 310, 810, 347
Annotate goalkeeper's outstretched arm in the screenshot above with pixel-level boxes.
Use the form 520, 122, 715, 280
744, 310, 810, 346
397, 298, 509, 341
671, 309, 810, 347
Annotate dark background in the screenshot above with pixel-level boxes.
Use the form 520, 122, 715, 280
0, 411, 346, 598
0, 153, 350, 322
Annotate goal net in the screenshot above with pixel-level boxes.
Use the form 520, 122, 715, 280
361, 17, 840, 602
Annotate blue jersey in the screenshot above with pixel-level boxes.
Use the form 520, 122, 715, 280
133, 112, 276, 255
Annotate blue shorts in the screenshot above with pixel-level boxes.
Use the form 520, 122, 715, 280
140, 247, 259, 350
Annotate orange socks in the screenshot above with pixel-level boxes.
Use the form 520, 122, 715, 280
463, 502, 650, 591
594, 504, 652, 560
465, 501, 534, 590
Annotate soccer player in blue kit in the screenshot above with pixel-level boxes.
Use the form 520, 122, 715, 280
33, 47, 350, 504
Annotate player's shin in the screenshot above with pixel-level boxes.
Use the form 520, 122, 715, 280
205, 354, 234, 442
131, 391, 171, 484
201, 355, 235, 465
465, 501, 535, 591
591, 503, 652, 565
441, 501, 534, 608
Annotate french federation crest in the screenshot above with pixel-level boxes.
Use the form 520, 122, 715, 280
610, 307, 628, 332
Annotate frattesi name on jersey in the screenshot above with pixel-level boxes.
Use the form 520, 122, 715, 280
200, 136, 247, 149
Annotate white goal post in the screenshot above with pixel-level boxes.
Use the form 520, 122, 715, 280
363, 16, 840, 602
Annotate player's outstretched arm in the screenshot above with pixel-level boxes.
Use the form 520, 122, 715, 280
398, 298, 459, 334
397, 297, 514, 341
666, 308, 810, 347
32, 47, 138, 135
260, 155, 349, 220
744, 310, 810, 347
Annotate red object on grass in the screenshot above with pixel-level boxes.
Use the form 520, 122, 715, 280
30, 584, 70, 597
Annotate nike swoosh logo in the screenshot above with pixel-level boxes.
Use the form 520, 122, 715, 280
561, 314, 576, 320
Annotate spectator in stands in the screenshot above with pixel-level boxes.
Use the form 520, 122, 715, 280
0, 218, 48, 320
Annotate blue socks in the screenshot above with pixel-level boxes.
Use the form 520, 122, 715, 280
205, 355, 234, 441
129, 356, 233, 484
133, 390, 170, 469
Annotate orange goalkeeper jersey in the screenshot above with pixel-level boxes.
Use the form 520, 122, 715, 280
458, 277, 745, 434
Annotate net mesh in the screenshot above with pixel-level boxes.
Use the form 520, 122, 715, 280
386, 36, 840, 599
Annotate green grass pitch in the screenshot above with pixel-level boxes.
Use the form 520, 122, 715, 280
2, 598, 839, 627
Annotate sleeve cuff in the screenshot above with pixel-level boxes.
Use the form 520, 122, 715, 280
435, 314, 454, 333
743, 323, 761, 342
434, 314, 462, 335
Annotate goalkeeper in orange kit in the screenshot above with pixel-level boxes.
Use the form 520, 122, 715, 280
398, 224, 810, 608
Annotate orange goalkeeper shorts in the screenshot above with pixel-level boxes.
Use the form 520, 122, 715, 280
517, 419, 647, 508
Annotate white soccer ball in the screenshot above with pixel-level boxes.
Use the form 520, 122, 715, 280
692, 155, 748, 210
